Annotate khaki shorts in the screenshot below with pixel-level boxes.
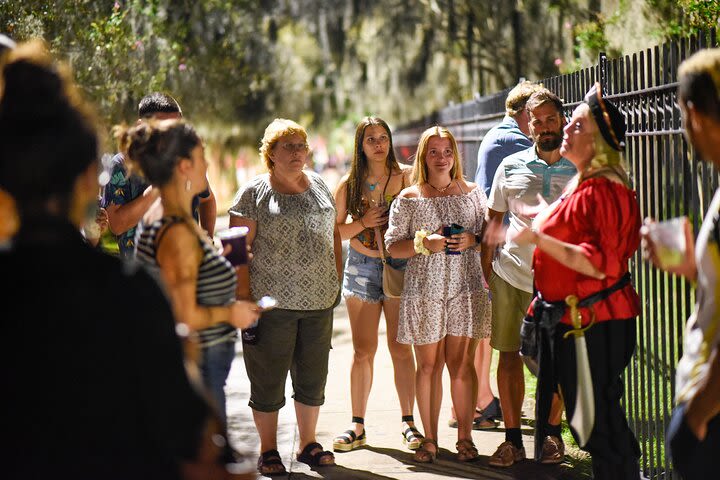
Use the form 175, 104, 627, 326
489, 271, 533, 352
243, 306, 334, 412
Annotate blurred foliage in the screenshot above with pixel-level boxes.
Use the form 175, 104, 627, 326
575, 20, 610, 58
1, 0, 713, 147
648, 0, 720, 37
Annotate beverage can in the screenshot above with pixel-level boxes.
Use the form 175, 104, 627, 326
443, 223, 464, 255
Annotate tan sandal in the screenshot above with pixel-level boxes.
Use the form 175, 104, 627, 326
456, 438, 480, 462
413, 438, 438, 463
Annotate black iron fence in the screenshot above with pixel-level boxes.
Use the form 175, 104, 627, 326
393, 31, 719, 479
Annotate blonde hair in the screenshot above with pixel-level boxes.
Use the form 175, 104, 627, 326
412, 126, 463, 185
581, 128, 631, 186
259, 118, 308, 171
564, 111, 631, 194
678, 48, 720, 122
505, 80, 545, 117
679, 48, 720, 97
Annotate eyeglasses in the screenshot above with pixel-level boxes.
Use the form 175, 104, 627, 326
278, 142, 309, 153
365, 135, 389, 146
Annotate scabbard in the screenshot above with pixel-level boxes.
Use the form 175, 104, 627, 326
531, 295, 565, 461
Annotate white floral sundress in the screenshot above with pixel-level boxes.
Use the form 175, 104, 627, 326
385, 187, 491, 345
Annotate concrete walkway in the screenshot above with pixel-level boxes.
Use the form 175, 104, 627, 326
224, 297, 590, 479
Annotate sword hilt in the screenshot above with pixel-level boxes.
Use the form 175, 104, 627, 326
563, 294, 595, 339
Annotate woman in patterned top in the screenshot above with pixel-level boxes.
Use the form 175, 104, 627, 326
229, 118, 342, 476
331, 117, 419, 453
120, 119, 260, 426
385, 126, 491, 463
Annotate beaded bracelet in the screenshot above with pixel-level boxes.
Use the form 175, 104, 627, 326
413, 229, 432, 255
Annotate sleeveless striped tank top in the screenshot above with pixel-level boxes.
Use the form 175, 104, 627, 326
136, 216, 237, 347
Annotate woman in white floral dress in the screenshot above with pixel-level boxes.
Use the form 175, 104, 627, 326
385, 126, 491, 464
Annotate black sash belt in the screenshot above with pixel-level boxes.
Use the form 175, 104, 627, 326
527, 272, 631, 460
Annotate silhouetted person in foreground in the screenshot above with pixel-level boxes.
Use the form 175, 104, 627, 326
0, 40, 252, 480
644, 47, 720, 480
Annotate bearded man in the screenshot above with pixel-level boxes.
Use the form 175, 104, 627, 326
482, 89, 577, 467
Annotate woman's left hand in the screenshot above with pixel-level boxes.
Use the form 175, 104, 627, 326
446, 231, 478, 253
511, 226, 537, 246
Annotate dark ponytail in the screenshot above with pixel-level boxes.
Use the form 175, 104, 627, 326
115, 119, 200, 187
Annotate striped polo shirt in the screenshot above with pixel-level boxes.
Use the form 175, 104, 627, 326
487, 146, 577, 292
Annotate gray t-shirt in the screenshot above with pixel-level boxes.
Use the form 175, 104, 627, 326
229, 171, 339, 310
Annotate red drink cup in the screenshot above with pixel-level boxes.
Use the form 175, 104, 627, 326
217, 226, 249, 266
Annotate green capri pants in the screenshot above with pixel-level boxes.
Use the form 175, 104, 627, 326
243, 306, 334, 412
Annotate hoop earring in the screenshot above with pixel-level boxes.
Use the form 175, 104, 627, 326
185, 179, 192, 191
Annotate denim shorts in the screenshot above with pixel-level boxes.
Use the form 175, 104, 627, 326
342, 246, 407, 303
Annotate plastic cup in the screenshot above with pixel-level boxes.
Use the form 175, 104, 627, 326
84, 222, 101, 241
646, 217, 687, 268
217, 226, 249, 266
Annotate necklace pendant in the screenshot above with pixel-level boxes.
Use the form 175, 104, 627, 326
368, 183, 376, 191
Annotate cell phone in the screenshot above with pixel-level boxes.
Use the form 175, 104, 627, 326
257, 296, 277, 311
443, 223, 465, 255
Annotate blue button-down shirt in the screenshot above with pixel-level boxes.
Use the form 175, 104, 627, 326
474, 115, 533, 197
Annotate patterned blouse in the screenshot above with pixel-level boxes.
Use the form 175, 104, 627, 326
102, 153, 148, 259
385, 187, 491, 345
229, 171, 339, 311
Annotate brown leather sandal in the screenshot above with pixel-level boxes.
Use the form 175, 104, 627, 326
456, 439, 480, 462
413, 438, 438, 463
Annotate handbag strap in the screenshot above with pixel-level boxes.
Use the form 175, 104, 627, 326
375, 172, 401, 265
376, 226, 388, 264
